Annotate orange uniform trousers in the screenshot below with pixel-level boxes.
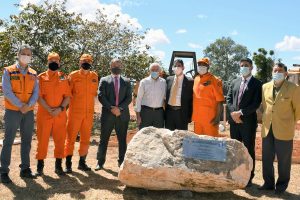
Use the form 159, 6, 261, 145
36, 111, 67, 159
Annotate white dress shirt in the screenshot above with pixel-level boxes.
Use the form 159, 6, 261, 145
135, 76, 166, 112
168, 75, 184, 106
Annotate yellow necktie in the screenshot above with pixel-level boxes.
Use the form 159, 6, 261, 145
170, 77, 179, 106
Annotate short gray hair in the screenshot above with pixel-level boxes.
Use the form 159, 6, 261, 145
110, 58, 122, 66
149, 62, 161, 71
18, 44, 32, 54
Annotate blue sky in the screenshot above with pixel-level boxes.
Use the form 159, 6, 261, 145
1, 0, 300, 72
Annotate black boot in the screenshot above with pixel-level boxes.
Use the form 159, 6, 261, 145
36, 160, 44, 176
55, 158, 65, 176
0, 173, 12, 183
78, 156, 91, 171
64, 155, 72, 173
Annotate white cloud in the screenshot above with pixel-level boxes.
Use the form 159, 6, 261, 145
197, 14, 207, 19
275, 35, 300, 51
143, 29, 170, 47
176, 29, 187, 34
118, 0, 144, 7
230, 30, 238, 36
19, 0, 142, 29
151, 50, 166, 60
188, 42, 202, 49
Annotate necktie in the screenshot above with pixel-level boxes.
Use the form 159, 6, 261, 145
114, 76, 119, 106
237, 79, 247, 107
169, 77, 179, 106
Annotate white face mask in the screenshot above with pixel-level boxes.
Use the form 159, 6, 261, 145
173, 67, 183, 76
197, 66, 207, 75
240, 66, 251, 77
19, 55, 31, 65
272, 72, 285, 83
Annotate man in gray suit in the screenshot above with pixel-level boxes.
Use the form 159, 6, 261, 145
95, 58, 132, 170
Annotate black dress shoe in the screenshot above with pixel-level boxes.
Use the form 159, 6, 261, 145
95, 164, 103, 171
20, 168, 37, 178
1, 173, 12, 183
258, 184, 275, 190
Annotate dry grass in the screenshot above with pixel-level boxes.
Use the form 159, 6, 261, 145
0, 136, 299, 200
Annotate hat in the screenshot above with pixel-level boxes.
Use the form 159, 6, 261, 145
197, 57, 210, 65
80, 54, 93, 64
47, 52, 60, 61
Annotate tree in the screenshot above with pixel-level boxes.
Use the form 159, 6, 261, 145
203, 37, 250, 92
0, 1, 155, 81
252, 48, 275, 84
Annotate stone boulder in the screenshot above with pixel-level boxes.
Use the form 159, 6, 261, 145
118, 127, 253, 192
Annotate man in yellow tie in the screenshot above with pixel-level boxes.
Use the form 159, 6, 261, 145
165, 59, 193, 130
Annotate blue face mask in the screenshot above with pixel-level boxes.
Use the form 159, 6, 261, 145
151, 72, 159, 79
240, 67, 250, 76
272, 72, 285, 82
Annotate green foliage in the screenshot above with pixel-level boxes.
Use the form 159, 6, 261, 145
203, 37, 250, 92
252, 48, 275, 83
0, 0, 155, 81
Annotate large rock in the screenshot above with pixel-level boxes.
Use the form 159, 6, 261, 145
118, 127, 253, 192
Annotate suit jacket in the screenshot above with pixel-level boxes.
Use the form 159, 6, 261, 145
98, 75, 132, 121
165, 75, 194, 124
262, 80, 300, 140
226, 76, 262, 124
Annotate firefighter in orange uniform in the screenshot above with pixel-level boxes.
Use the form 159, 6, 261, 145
36, 52, 71, 176
192, 58, 224, 137
64, 54, 98, 173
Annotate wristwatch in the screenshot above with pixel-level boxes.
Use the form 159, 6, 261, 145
60, 105, 65, 111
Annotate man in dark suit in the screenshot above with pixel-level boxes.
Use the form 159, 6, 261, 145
226, 58, 262, 187
165, 59, 193, 130
96, 58, 132, 170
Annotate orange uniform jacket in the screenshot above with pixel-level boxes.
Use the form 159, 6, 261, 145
64, 70, 99, 157
192, 73, 224, 136
36, 70, 71, 160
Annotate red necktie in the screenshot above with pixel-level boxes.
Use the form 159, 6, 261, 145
114, 76, 119, 106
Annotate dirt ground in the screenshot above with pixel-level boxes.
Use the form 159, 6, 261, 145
0, 134, 299, 200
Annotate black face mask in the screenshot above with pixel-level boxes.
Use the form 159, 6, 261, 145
111, 67, 121, 75
48, 62, 59, 71
81, 62, 91, 70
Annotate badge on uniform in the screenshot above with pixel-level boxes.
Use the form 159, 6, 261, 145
203, 80, 211, 86
10, 76, 20, 80
92, 79, 97, 82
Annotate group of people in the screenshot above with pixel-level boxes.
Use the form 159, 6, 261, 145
134, 57, 300, 194
0, 45, 132, 184
0, 44, 299, 196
